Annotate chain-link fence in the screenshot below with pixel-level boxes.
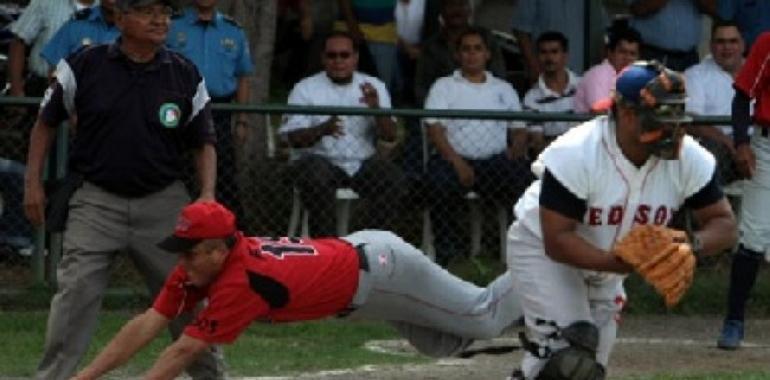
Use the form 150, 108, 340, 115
0, 99, 734, 295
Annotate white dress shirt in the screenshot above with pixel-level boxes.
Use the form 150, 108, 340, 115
424, 70, 525, 159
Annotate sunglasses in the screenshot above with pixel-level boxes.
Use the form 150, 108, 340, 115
325, 51, 353, 60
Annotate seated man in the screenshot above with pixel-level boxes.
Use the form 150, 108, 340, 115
279, 31, 406, 236
685, 20, 745, 187
573, 26, 641, 114
423, 27, 532, 266
522, 31, 580, 155
70, 200, 522, 379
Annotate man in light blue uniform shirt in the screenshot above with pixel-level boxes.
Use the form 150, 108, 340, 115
167, 0, 254, 224
40, 0, 120, 69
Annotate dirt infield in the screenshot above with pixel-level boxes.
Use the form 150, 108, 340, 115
254, 316, 770, 380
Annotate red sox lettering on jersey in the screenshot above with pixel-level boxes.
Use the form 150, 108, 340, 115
511, 116, 716, 252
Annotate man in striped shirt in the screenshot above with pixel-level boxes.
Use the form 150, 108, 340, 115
8, 0, 97, 97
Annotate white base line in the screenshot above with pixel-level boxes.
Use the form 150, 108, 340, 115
200, 336, 770, 380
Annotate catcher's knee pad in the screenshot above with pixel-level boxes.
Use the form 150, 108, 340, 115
536, 346, 606, 380
522, 321, 606, 380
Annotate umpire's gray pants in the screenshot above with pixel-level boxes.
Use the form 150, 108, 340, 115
343, 230, 521, 357
35, 181, 225, 380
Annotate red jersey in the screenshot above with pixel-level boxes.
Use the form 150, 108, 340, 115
153, 234, 360, 344
735, 32, 770, 128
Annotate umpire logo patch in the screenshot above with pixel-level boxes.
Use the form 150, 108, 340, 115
159, 103, 181, 128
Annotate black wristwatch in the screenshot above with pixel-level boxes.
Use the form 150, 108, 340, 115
690, 234, 704, 259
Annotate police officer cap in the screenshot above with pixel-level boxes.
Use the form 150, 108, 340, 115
116, 0, 177, 10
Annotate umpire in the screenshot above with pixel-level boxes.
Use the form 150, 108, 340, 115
23, 0, 224, 379
167, 0, 254, 224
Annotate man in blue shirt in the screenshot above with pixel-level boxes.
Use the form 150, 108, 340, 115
167, 0, 254, 223
41, 0, 120, 70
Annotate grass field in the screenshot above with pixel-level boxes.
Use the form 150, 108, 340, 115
1, 256, 770, 378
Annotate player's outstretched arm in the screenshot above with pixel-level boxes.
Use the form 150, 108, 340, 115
144, 333, 210, 380
72, 309, 170, 380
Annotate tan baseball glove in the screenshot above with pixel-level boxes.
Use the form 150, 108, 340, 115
613, 224, 696, 307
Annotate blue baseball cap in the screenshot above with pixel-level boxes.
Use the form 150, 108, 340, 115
615, 63, 659, 105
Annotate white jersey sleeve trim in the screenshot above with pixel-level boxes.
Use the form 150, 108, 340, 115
188, 79, 211, 124
50, 60, 77, 117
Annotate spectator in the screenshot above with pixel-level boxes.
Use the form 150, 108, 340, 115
279, 31, 406, 237
167, 0, 254, 227
627, 0, 715, 71
717, 0, 770, 50
573, 26, 641, 114
511, 0, 608, 82
406, 0, 506, 181
415, 0, 505, 106
685, 20, 745, 187
394, 0, 426, 106
8, 0, 97, 97
423, 27, 531, 266
275, 0, 314, 86
337, 0, 398, 90
716, 31, 770, 351
40, 0, 120, 70
522, 31, 580, 156
23, 0, 224, 378
0, 158, 31, 255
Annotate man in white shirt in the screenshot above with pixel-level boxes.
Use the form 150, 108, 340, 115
523, 31, 580, 155
685, 20, 745, 186
280, 31, 405, 236
423, 27, 532, 266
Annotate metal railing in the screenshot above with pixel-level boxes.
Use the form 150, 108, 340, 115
0, 95, 734, 288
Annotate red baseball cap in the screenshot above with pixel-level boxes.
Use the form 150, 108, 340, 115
157, 201, 237, 253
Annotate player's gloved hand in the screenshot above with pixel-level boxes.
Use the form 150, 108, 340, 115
612, 224, 695, 307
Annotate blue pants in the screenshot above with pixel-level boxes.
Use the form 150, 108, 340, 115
0, 158, 32, 249
426, 153, 532, 264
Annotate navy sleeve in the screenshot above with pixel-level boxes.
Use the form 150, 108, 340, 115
539, 169, 587, 222
39, 84, 69, 127
684, 170, 724, 210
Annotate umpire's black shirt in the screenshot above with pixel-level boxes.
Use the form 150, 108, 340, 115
40, 39, 216, 197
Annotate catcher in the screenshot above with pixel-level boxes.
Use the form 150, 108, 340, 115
70, 201, 521, 380
505, 61, 737, 380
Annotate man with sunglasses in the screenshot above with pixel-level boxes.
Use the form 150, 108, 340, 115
505, 62, 737, 379
70, 200, 521, 380
280, 30, 405, 237
24, 0, 224, 379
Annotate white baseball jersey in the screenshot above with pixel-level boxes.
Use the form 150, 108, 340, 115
506, 115, 717, 377
508, 115, 716, 253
